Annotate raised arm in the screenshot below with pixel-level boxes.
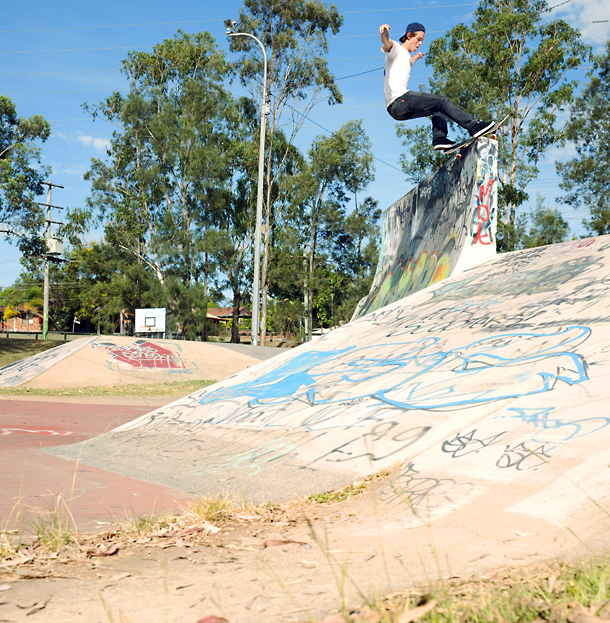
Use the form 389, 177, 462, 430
380, 24, 393, 53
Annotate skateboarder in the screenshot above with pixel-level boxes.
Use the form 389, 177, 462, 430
380, 22, 495, 150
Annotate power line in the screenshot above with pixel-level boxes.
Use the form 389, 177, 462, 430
343, 3, 477, 12
0, 45, 154, 55
283, 99, 404, 174
0, 6, 481, 36
0, 19, 223, 34
0, 69, 118, 77
3, 90, 122, 96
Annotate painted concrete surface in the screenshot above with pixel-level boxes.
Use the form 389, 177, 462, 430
0, 336, 95, 388
0, 335, 264, 389
0, 399, 193, 532
47, 236, 610, 539
353, 136, 498, 319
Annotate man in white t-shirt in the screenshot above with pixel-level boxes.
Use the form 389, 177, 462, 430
380, 22, 495, 150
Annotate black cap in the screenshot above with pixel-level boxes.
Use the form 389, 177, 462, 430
399, 22, 425, 43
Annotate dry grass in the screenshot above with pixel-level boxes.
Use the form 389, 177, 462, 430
330, 557, 610, 622
0, 379, 215, 398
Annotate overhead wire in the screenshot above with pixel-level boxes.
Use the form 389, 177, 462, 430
0, 5, 481, 35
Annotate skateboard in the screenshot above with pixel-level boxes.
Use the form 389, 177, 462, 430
443, 115, 509, 157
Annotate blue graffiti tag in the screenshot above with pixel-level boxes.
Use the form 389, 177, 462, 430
507, 407, 610, 444
191, 327, 590, 428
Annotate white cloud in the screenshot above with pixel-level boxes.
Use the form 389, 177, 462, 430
76, 134, 111, 152
554, 0, 610, 49
58, 164, 90, 176
54, 131, 110, 153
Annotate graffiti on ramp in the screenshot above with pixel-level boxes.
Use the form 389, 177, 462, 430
96, 339, 186, 370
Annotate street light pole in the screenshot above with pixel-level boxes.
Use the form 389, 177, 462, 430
224, 19, 268, 347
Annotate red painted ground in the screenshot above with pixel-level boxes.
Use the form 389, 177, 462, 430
0, 399, 194, 534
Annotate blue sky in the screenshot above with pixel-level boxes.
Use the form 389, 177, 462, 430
1, 0, 608, 288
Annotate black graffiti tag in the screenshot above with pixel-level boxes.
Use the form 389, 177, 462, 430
441, 429, 505, 458
378, 461, 475, 509
496, 442, 552, 470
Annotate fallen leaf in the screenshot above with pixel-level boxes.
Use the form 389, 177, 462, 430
0, 555, 35, 568
299, 560, 319, 568
398, 599, 437, 623
87, 544, 119, 558
364, 551, 377, 563
515, 531, 536, 537
175, 583, 195, 590
264, 539, 307, 548
189, 596, 206, 609
568, 613, 610, 623
196, 616, 229, 623
468, 553, 490, 562
0, 585, 11, 592
16, 601, 38, 609
27, 598, 51, 616
99, 573, 131, 582
245, 596, 259, 610
181, 522, 221, 536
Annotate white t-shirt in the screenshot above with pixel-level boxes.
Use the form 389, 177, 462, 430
382, 41, 412, 108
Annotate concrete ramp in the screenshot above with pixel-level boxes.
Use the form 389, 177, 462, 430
0, 336, 262, 389
48, 237, 610, 533
353, 137, 498, 319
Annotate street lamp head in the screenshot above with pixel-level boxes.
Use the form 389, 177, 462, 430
224, 19, 237, 35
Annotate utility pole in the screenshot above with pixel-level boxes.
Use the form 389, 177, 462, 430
40, 182, 64, 340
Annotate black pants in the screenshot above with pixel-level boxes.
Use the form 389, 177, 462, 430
387, 91, 476, 139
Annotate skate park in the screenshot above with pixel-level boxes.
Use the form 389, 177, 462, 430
2, 137, 610, 622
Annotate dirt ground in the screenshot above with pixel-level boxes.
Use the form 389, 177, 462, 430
1, 469, 606, 623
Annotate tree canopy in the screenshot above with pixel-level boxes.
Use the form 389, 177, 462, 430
557, 40, 610, 237
0, 96, 51, 255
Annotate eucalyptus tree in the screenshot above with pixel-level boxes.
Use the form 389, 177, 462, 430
84, 30, 233, 338
228, 0, 343, 342
557, 40, 610, 236
399, 0, 591, 251
522, 191, 569, 248
292, 120, 375, 341
0, 96, 51, 255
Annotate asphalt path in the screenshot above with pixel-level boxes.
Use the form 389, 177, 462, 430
0, 398, 193, 534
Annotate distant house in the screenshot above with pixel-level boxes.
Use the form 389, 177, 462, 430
206, 307, 252, 330
0, 304, 43, 333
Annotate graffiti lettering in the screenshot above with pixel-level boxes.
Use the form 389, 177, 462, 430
496, 442, 552, 470
507, 407, 610, 444
378, 462, 476, 511
441, 429, 505, 458
308, 423, 430, 466
96, 339, 186, 370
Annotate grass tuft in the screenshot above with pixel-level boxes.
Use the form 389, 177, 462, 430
308, 465, 398, 505
187, 494, 234, 522
123, 510, 171, 537
30, 495, 76, 552
335, 556, 610, 622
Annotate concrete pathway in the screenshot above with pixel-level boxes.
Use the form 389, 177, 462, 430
0, 398, 192, 534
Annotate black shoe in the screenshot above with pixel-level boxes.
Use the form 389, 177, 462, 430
433, 137, 456, 151
469, 120, 495, 138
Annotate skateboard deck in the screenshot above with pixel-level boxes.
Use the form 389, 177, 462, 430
443, 115, 509, 156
